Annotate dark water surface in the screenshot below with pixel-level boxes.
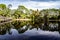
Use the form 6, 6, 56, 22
0, 21, 60, 40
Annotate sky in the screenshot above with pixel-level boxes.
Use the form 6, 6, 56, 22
0, 0, 60, 10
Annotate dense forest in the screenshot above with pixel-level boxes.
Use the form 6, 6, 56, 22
0, 4, 60, 22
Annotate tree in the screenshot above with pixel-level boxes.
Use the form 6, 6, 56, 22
7, 4, 12, 17
8, 4, 12, 9
0, 4, 6, 10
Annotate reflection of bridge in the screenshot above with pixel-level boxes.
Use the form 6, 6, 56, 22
49, 20, 60, 22
0, 20, 12, 25
0, 16, 12, 25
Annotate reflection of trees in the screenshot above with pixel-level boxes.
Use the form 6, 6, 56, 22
48, 22, 58, 31
58, 22, 60, 33
43, 12, 49, 30
12, 21, 21, 30
0, 23, 11, 35
0, 25, 6, 35
10, 21, 60, 34
29, 21, 43, 30
29, 21, 60, 32
0, 21, 30, 34
12, 21, 30, 34
18, 25, 29, 34
18, 22, 31, 34
0, 20, 60, 35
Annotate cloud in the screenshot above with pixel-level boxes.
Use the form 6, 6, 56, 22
0, 0, 29, 2
15, 1, 60, 10
30, 0, 60, 2
0, 0, 60, 10
0, 0, 60, 2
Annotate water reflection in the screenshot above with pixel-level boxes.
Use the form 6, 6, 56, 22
0, 21, 60, 35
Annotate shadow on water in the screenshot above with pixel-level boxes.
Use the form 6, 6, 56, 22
0, 21, 60, 40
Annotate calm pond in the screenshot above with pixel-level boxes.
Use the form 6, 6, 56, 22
0, 21, 60, 40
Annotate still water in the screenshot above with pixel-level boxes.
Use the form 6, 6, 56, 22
0, 21, 60, 40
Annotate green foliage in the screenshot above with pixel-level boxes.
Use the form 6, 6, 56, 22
0, 4, 60, 21
0, 4, 6, 10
